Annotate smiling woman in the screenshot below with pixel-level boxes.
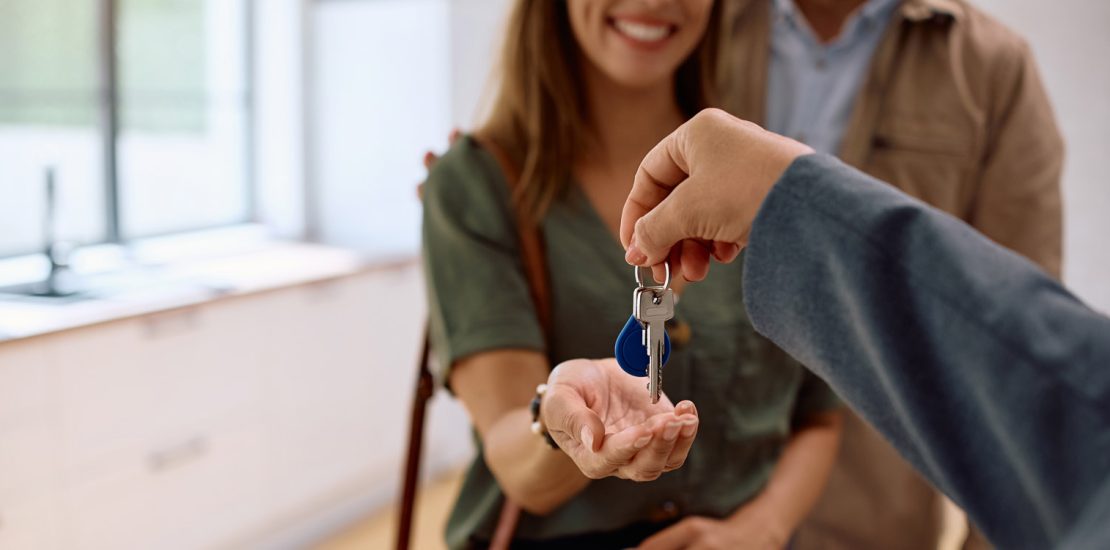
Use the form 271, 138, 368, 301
420, 0, 844, 548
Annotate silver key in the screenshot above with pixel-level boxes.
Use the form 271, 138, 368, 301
633, 264, 674, 404
637, 287, 674, 403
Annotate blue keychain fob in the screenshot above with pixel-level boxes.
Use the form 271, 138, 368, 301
614, 313, 671, 377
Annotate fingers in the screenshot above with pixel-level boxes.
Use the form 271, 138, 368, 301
620, 125, 690, 250
638, 517, 701, 550
712, 241, 741, 263
665, 401, 699, 470
423, 151, 438, 170
625, 189, 691, 268
680, 240, 711, 282
580, 425, 655, 478
424, 127, 461, 172
621, 413, 695, 481
621, 415, 677, 481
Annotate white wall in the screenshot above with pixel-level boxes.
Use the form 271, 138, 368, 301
309, 0, 479, 489
971, 0, 1110, 312
311, 0, 451, 258
448, 0, 513, 128
254, 0, 309, 239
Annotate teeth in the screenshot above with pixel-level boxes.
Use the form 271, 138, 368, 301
613, 19, 670, 42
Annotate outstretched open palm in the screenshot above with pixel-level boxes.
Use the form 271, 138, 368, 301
542, 358, 699, 481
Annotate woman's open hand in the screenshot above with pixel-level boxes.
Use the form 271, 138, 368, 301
541, 358, 699, 481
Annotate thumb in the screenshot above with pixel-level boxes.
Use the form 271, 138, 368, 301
544, 386, 605, 452
565, 409, 605, 452
626, 192, 689, 267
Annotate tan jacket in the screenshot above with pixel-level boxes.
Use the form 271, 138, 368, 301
719, 0, 1064, 277
718, 1, 1064, 549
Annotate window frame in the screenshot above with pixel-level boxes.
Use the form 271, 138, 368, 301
1, 0, 257, 258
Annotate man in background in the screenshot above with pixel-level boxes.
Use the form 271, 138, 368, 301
716, 0, 1064, 548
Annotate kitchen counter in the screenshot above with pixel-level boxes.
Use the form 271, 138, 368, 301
0, 242, 414, 345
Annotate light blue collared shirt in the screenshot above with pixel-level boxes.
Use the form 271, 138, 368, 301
765, 0, 902, 154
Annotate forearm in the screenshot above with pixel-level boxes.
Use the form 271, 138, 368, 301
452, 349, 591, 515
734, 410, 843, 538
482, 407, 591, 515
744, 154, 1110, 547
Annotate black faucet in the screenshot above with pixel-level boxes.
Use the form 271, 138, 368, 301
37, 166, 78, 297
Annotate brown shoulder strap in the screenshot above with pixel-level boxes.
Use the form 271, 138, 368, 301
398, 135, 548, 550
470, 134, 550, 550
470, 134, 552, 336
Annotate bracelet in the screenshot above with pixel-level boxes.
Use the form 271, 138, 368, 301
529, 384, 560, 450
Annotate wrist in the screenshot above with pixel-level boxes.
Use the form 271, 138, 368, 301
529, 384, 559, 450
728, 498, 793, 546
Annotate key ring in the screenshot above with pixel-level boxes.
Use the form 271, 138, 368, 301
634, 261, 671, 290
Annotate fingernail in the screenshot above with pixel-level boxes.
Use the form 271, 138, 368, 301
681, 424, 697, 438
634, 435, 652, 449
663, 423, 680, 441
625, 243, 647, 266
581, 427, 594, 450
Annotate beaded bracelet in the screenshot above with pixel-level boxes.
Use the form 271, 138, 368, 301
529, 384, 560, 450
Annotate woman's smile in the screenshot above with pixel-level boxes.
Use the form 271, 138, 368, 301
608, 15, 677, 50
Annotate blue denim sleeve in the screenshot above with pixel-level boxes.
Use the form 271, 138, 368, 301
741, 154, 1110, 548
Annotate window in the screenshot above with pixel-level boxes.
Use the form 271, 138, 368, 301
0, 0, 252, 257
0, 0, 106, 256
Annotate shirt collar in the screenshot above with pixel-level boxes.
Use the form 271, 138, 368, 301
770, 0, 961, 24
900, 0, 962, 22
773, 0, 904, 29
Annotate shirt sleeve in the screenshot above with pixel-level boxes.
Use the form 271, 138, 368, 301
743, 153, 1110, 549
421, 137, 546, 386
791, 368, 843, 428
968, 37, 1064, 277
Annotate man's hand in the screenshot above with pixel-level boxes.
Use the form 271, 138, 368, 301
541, 358, 699, 481
619, 109, 813, 283
417, 129, 462, 199
637, 508, 788, 550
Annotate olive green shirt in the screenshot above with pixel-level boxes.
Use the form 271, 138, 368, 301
422, 136, 841, 548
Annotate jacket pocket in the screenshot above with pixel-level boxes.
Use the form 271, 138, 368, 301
865, 115, 980, 217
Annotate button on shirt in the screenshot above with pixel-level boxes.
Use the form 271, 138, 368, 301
766, 0, 902, 154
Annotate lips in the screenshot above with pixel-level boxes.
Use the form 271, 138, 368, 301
610, 17, 676, 45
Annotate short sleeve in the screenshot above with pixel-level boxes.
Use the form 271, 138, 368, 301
421, 136, 546, 386
792, 368, 843, 428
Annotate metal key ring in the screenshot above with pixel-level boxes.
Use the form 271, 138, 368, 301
634, 261, 670, 290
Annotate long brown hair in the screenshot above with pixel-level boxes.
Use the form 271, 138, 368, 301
478, 0, 723, 224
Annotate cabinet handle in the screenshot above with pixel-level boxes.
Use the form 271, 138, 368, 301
147, 435, 208, 473
142, 308, 201, 339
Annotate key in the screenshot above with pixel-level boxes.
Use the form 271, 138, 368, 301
615, 264, 674, 401
636, 286, 674, 403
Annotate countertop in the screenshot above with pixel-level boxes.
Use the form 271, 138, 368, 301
0, 242, 415, 345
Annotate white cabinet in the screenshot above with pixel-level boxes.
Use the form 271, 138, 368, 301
0, 494, 62, 550
0, 264, 433, 549
60, 412, 268, 550
0, 341, 59, 501
0, 341, 62, 550
262, 275, 381, 517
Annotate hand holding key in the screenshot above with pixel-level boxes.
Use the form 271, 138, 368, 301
541, 358, 699, 481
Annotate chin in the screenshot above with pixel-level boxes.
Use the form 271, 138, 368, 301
605, 65, 677, 89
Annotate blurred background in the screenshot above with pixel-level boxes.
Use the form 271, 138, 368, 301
0, 0, 1105, 549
